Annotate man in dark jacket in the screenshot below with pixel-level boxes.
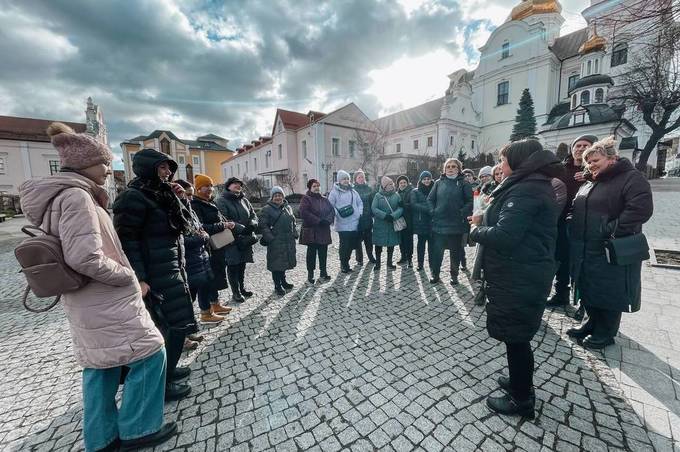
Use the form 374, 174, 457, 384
113, 148, 197, 401
396, 175, 414, 267
353, 170, 376, 264
547, 134, 598, 308
409, 171, 434, 271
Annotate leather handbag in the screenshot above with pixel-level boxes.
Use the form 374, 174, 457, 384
381, 193, 406, 232
209, 228, 235, 250
337, 192, 355, 218
604, 220, 650, 265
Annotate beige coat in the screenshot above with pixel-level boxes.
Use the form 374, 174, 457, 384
20, 173, 164, 369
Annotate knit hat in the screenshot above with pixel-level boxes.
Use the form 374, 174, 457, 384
419, 171, 432, 181
572, 134, 599, 149
47, 122, 113, 170
354, 169, 366, 183
396, 175, 409, 185
270, 186, 285, 198
478, 166, 493, 178
306, 178, 319, 190
194, 173, 213, 191
225, 176, 243, 190
336, 170, 350, 183
381, 176, 394, 190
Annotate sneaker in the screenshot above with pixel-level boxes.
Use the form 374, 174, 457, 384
232, 293, 245, 303
486, 393, 534, 419
120, 422, 177, 451
211, 303, 232, 315
200, 311, 224, 324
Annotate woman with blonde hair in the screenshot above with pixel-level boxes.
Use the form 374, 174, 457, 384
567, 136, 653, 349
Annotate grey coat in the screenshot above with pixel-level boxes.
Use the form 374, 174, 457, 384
260, 201, 298, 272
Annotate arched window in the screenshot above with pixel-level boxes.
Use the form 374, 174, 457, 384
587, 60, 592, 75
572, 94, 578, 109
594, 59, 599, 74
611, 43, 628, 67
595, 88, 604, 103
581, 90, 590, 105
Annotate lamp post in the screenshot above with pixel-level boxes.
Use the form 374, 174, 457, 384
321, 162, 333, 193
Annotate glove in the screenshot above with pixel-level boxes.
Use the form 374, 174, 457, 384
319, 219, 330, 226
384, 214, 393, 222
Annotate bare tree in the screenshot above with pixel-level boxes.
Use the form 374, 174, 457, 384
608, 21, 680, 170
593, 0, 678, 40
281, 171, 299, 194
243, 177, 266, 200
353, 125, 393, 184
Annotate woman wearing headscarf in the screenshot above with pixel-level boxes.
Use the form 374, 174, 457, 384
113, 148, 198, 403
353, 169, 376, 264
409, 171, 434, 271
328, 170, 363, 273
427, 158, 473, 285
299, 179, 335, 283
371, 176, 403, 270
469, 139, 562, 418
21, 123, 175, 451
260, 186, 298, 295
567, 137, 653, 349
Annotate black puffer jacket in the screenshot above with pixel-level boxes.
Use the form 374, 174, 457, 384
260, 201, 298, 272
182, 200, 213, 288
569, 158, 653, 313
397, 184, 414, 230
191, 196, 229, 290
215, 190, 258, 265
409, 181, 433, 235
113, 148, 197, 333
354, 183, 374, 231
470, 150, 561, 343
428, 175, 473, 235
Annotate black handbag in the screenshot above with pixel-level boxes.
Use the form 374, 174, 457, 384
236, 233, 258, 250
337, 192, 355, 218
604, 221, 650, 265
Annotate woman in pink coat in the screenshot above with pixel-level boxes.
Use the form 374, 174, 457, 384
19, 123, 175, 452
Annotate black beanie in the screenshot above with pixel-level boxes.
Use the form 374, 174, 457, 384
506, 139, 543, 171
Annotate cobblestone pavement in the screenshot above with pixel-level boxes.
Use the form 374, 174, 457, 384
0, 181, 678, 451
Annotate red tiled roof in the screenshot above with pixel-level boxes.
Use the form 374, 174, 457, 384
276, 109, 311, 130
0, 115, 86, 142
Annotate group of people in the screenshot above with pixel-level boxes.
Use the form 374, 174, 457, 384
18, 121, 653, 450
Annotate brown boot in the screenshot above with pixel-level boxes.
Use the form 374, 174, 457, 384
211, 303, 232, 315
200, 310, 224, 324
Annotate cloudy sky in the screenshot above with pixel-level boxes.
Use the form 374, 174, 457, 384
0, 0, 589, 168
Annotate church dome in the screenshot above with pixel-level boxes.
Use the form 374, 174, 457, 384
511, 0, 562, 21
579, 33, 606, 54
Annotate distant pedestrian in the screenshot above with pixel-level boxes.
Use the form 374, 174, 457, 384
469, 139, 562, 419
409, 171, 434, 271
567, 137, 653, 350
20, 123, 175, 451
299, 179, 334, 284
396, 175, 414, 267
371, 176, 403, 270
260, 186, 298, 296
353, 169, 376, 264
328, 170, 363, 273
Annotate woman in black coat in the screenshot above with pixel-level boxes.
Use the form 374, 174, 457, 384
409, 171, 434, 271
470, 140, 561, 418
299, 179, 335, 284
567, 137, 653, 349
216, 177, 259, 302
113, 148, 197, 401
260, 186, 298, 296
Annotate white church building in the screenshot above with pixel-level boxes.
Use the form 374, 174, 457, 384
223, 0, 663, 194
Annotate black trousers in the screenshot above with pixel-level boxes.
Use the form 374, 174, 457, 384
399, 229, 414, 261
375, 246, 394, 265
338, 231, 358, 270
189, 283, 212, 311
227, 263, 247, 296
430, 233, 463, 277
553, 222, 570, 294
583, 305, 622, 339
355, 228, 374, 263
306, 244, 329, 276
416, 233, 431, 267
271, 270, 287, 287
165, 328, 186, 382
506, 342, 534, 401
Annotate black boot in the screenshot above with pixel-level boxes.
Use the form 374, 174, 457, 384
430, 275, 441, 284
169, 366, 191, 381
387, 250, 396, 269
566, 323, 593, 340
497, 376, 536, 401
486, 393, 535, 419
281, 279, 294, 291
450, 274, 459, 286
165, 382, 191, 402
238, 264, 252, 297
228, 268, 244, 302
582, 335, 615, 350
307, 271, 315, 284
546, 289, 569, 307
273, 272, 286, 296
120, 422, 178, 451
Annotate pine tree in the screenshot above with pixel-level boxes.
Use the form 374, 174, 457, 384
510, 88, 537, 142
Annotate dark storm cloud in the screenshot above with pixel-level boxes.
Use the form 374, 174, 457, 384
0, 0, 470, 159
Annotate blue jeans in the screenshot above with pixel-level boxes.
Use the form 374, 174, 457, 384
82, 348, 166, 451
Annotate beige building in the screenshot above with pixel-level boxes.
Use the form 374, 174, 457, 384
0, 97, 114, 202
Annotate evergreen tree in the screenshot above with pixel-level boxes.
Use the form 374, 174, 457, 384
457, 149, 467, 164
510, 88, 537, 141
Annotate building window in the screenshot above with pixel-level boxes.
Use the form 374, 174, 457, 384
278, 144, 282, 160
396, 143, 401, 153
594, 59, 599, 74
574, 112, 585, 125
450, 136, 454, 146
580, 90, 590, 105
237, 164, 240, 174
303, 173, 309, 187
302, 140, 307, 159
413, 139, 419, 150
231, 167, 234, 176
497, 81, 509, 105
349, 140, 356, 158
595, 88, 604, 103
0, 157, 4, 174
568, 75, 579, 92
49, 160, 60, 175
427, 136, 433, 147
332, 138, 340, 156
501, 42, 510, 59
160, 138, 171, 155
266, 152, 270, 168
586, 60, 592, 76
245, 161, 249, 173
178, 155, 185, 165
254, 158, 257, 171
572, 94, 578, 109
611, 43, 628, 67
471, 140, 475, 150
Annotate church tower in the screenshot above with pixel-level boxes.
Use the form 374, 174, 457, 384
509, 0, 564, 43
85, 97, 108, 145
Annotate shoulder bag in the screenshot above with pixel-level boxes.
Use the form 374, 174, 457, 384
382, 194, 407, 232
337, 191, 355, 218
604, 220, 650, 265
209, 213, 235, 250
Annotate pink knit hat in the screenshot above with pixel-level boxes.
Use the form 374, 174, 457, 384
47, 122, 113, 170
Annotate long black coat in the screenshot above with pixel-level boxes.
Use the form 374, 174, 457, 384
113, 148, 197, 333
470, 151, 561, 343
182, 201, 213, 288
190, 196, 228, 290
409, 182, 433, 236
260, 201, 298, 272
354, 183, 374, 232
215, 191, 258, 265
397, 184, 414, 230
569, 158, 653, 313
